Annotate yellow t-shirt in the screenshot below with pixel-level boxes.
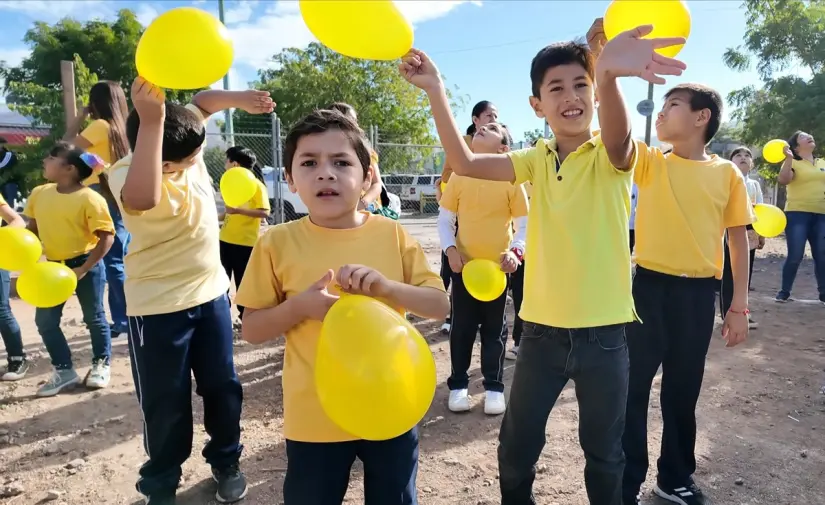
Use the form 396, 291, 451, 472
634, 148, 755, 279
80, 119, 112, 186
220, 179, 270, 247
439, 173, 528, 262
786, 158, 825, 214
0, 193, 6, 207
235, 214, 445, 443
441, 135, 473, 184
507, 136, 635, 328
107, 105, 229, 316
23, 184, 113, 261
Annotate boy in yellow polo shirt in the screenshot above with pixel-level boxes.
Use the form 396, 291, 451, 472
438, 122, 527, 416
0, 192, 28, 381
399, 22, 685, 502
592, 26, 753, 505
106, 77, 273, 505
24, 144, 114, 397
236, 109, 448, 505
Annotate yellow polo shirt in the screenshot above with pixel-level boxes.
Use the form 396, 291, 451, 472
439, 174, 528, 262
507, 136, 635, 328
634, 148, 755, 279
107, 105, 229, 316
23, 184, 114, 261
220, 179, 270, 247
80, 119, 112, 186
235, 214, 445, 442
786, 158, 825, 214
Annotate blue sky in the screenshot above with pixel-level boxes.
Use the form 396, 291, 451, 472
0, 0, 780, 144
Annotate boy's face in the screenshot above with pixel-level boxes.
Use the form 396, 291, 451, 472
287, 130, 373, 223
655, 91, 709, 144
529, 63, 594, 138
42, 155, 73, 182
732, 151, 753, 174
162, 145, 204, 173
471, 123, 509, 154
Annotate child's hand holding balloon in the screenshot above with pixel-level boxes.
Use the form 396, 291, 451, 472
336, 264, 392, 298
587, 18, 607, 57
236, 90, 276, 115
131, 77, 166, 121
295, 269, 340, 322
399, 49, 442, 93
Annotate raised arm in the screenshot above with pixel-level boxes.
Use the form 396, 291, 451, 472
777, 146, 794, 186
122, 77, 165, 211
191, 89, 274, 117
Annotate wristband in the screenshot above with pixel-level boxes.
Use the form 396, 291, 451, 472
510, 247, 524, 262
727, 308, 750, 316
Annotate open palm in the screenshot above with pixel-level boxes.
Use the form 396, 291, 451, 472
597, 25, 687, 85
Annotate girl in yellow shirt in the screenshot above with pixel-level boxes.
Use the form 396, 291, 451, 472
24, 144, 115, 397
0, 194, 27, 381
219, 146, 270, 319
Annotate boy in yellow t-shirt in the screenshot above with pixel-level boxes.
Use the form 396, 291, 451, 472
106, 78, 274, 504
24, 144, 114, 397
236, 109, 448, 505
592, 27, 753, 504
438, 122, 528, 416
219, 146, 270, 319
0, 193, 27, 381
399, 21, 684, 502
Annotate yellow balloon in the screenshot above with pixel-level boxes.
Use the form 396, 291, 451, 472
462, 259, 507, 302
300, 0, 414, 60
604, 0, 691, 58
136, 7, 233, 90
316, 295, 436, 441
762, 139, 788, 164
18, 262, 77, 308
752, 203, 787, 238
0, 227, 42, 272
220, 167, 257, 208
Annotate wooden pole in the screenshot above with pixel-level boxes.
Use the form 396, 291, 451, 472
60, 60, 77, 131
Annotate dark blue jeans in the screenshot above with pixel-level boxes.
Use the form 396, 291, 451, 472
127, 293, 243, 496
35, 256, 111, 369
0, 269, 24, 358
498, 322, 629, 505
89, 184, 130, 329
779, 211, 825, 298
284, 428, 419, 505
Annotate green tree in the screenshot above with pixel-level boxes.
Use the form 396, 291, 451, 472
523, 128, 544, 146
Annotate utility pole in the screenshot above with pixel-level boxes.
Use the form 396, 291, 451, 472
218, 0, 234, 146
643, 82, 654, 145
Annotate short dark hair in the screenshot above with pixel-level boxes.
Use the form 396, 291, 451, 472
49, 142, 94, 182
498, 124, 513, 146
283, 109, 372, 179
530, 40, 594, 98
126, 103, 206, 163
226, 145, 258, 169
729, 146, 752, 160
664, 84, 723, 144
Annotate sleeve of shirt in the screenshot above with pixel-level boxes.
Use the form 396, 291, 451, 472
106, 162, 145, 217
439, 175, 459, 213
80, 119, 110, 146
255, 181, 271, 211
23, 185, 42, 218
399, 224, 446, 291
631, 141, 653, 185
510, 183, 529, 218
754, 181, 764, 205
85, 192, 115, 235
437, 208, 457, 252
0, 193, 6, 207
724, 168, 756, 228
235, 232, 285, 309
506, 146, 538, 186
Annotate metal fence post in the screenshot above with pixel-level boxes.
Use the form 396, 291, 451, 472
271, 113, 285, 224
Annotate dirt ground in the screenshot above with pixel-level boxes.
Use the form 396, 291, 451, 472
1, 215, 824, 505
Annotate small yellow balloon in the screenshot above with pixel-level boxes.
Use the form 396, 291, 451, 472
300, 0, 414, 60
752, 203, 787, 238
220, 167, 257, 208
604, 0, 691, 58
136, 7, 234, 90
17, 262, 77, 308
463, 259, 507, 302
316, 294, 436, 441
762, 139, 789, 164
0, 227, 42, 272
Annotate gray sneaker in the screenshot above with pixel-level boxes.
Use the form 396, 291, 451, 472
213, 464, 248, 503
37, 368, 81, 397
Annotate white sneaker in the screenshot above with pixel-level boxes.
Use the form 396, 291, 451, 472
440, 321, 451, 334
85, 359, 111, 389
484, 391, 506, 415
448, 389, 471, 412
505, 345, 519, 360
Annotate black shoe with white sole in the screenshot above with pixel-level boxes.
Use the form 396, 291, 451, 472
213, 464, 248, 503
654, 481, 707, 505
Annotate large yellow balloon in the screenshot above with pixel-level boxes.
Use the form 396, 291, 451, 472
17, 262, 77, 308
220, 167, 257, 208
136, 7, 233, 90
300, 1, 414, 60
604, 1, 691, 58
762, 139, 789, 164
0, 227, 42, 272
463, 259, 507, 302
752, 203, 787, 238
316, 295, 436, 441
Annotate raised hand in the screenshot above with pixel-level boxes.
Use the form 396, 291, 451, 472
398, 48, 443, 92
596, 25, 687, 85
586, 18, 607, 58
237, 90, 275, 115
131, 77, 166, 121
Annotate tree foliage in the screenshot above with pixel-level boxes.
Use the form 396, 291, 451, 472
523, 128, 544, 146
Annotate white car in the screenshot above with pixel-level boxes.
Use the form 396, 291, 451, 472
382, 174, 437, 209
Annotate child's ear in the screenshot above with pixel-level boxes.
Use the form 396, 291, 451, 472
528, 96, 545, 119
362, 165, 375, 191
695, 109, 711, 128
285, 171, 298, 193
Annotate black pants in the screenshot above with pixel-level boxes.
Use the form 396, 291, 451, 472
719, 231, 756, 317
629, 229, 636, 254
622, 267, 716, 500
219, 240, 253, 317
127, 294, 243, 496
510, 261, 525, 346
447, 271, 508, 392
499, 322, 629, 505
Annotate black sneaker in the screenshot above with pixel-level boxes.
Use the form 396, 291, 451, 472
654, 481, 707, 505
213, 464, 248, 503
142, 491, 176, 505
774, 292, 792, 303
2, 357, 29, 381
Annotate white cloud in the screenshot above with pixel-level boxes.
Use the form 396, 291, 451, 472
0, 48, 30, 68
0, 0, 110, 21
224, 0, 257, 24
135, 4, 159, 27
